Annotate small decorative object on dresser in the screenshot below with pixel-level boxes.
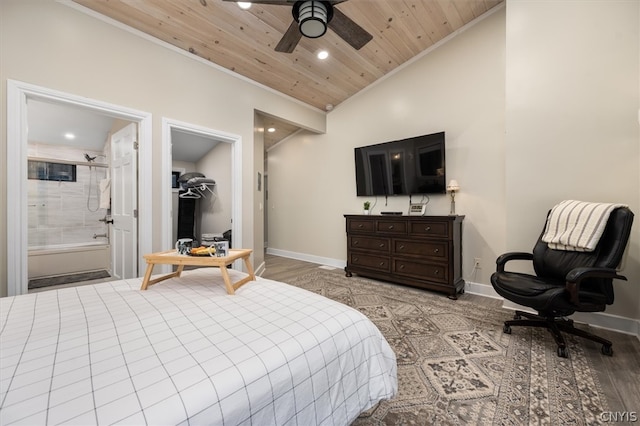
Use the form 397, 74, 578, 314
363, 201, 371, 215
446, 179, 460, 215
344, 214, 465, 299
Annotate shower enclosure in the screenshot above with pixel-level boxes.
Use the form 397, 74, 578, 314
27, 143, 111, 284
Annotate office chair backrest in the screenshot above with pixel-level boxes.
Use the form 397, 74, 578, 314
532, 207, 634, 304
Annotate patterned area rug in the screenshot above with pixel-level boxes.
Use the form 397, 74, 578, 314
287, 270, 610, 425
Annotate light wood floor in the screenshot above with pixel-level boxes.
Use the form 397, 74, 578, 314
261, 253, 640, 415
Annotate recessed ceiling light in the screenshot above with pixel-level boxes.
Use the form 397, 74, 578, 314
317, 50, 329, 60
64, 133, 76, 140
267, 127, 276, 133
237, 2, 251, 9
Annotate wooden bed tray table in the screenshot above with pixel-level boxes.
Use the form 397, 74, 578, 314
141, 248, 255, 294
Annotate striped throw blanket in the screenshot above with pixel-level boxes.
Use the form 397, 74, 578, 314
541, 200, 627, 252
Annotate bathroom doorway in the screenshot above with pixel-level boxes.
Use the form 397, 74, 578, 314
26, 98, 123, 289
7, 80, 153, 296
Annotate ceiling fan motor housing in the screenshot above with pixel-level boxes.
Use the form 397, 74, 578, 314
293, 1, 334, 38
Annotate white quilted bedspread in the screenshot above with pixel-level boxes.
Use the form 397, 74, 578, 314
1, 268, 397, 425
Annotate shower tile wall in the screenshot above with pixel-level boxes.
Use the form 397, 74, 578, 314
28, 143, 109, 247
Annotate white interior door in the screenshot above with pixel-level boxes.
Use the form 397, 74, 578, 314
110, 123, 138, 280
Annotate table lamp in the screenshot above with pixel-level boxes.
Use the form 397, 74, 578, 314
446, 179, 460, 215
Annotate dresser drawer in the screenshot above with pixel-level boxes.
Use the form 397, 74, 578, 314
349, 253, 390, 272
393, 239, 448, 260
393, 259, 448, 284
348, 219, 375, 233
409, 220, 449, 238
376, 220, 407, 234
349, 236, 390, 252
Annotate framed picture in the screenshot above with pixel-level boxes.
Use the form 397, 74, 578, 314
172, 171, 181, 189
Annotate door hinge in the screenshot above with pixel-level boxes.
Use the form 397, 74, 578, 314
133, 140, 139, 150
133, 209, 138, 219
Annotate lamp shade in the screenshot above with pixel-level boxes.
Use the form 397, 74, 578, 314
447, 179, 460, 191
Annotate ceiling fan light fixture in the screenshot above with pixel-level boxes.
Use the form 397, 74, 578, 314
295, 1, 331, 39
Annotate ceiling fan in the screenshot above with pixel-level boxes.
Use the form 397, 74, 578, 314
224, 0, 373, 53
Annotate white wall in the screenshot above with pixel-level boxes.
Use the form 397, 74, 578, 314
0, 0, 326, 296
505, 0, 639, 321
253, 113, 266, 272
268, 7, 507, 278
197, 143, 233, 238
268, 1, 640, 324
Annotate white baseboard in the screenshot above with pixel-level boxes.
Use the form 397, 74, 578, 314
264, 250, 640, 341
254, 261, 266, 277
463, 280, 503, 300
266, 248, 346, 270
465, 281, 640, 340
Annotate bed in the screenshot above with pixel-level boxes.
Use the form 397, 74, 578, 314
0, 268, 397, 425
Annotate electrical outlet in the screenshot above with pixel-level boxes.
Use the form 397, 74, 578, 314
473, 258, 481, 269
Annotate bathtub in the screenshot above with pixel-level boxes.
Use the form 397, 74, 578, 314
28, 242, 111, 279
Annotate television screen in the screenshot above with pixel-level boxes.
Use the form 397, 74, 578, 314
354, 132, 445, 196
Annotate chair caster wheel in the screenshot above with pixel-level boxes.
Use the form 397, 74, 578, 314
601, 345, 613, 356
557, 346, 568, 358
503, 324, 511, 334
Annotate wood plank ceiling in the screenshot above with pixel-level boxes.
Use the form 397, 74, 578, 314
72, 0, 503, 147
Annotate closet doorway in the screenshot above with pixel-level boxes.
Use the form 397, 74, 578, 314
161, 118, 242, 273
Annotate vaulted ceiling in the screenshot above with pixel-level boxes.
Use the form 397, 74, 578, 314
72, 0, 503, 147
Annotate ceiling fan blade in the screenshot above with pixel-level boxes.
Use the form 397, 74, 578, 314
328, 7, 372, 50
275, 20, 302, 53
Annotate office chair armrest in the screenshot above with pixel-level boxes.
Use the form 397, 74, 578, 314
495, 252, 533, 273
565, 267, 628, 305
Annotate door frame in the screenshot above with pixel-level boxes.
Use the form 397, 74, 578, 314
161, 118, 242, 272
7, 79, 153, 296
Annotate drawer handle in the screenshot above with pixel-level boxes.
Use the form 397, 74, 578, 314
379, 243, 385, 248
379, 262, 385, 267
434, 248, 439, 253
353, 240, 359, 245
388, 225, 394, 230
425, 226, 431, 232
399, 264, 405, 269
358, 224, 364, 228
354, 257, 359, 262
434, 269, 439, 275
398, 244, 405, 250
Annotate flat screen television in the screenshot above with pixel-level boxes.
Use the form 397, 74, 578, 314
354, 131, 445, 196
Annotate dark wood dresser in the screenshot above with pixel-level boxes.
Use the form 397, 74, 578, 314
344, 214, 465, 299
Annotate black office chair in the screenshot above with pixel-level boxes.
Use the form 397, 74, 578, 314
491, 205, 634, 358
